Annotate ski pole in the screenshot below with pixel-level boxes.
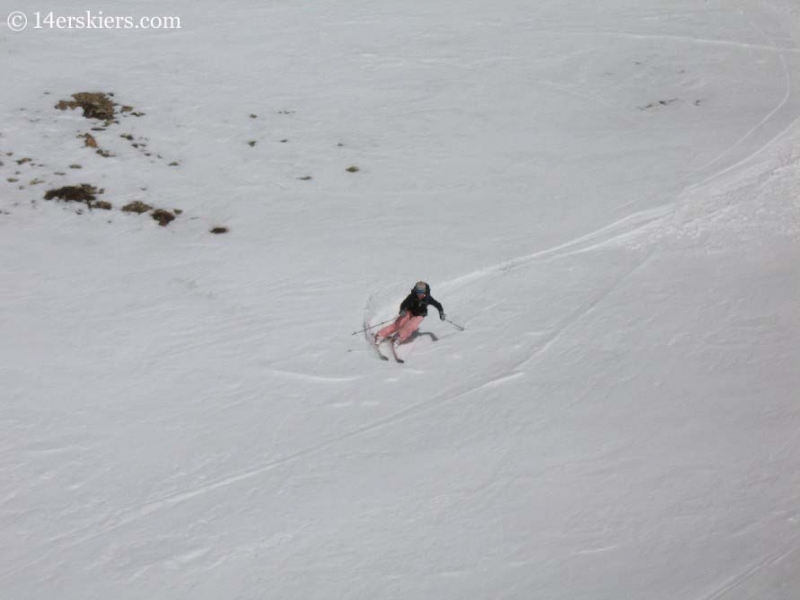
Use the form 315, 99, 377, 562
445, 318, 465, 331
351, 317, 395, 336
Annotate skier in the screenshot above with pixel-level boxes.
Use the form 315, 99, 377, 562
374, 281, 445, 349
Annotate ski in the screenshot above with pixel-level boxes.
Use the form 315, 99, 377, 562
389, 342, 405, 364
374, 342, 390, 361
361, 321, 387, 361
365, 329, 390, 361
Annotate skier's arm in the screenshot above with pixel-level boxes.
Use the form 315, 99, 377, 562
428, 296, 445, 319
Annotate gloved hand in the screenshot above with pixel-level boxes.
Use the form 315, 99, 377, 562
439, 311, 446, 321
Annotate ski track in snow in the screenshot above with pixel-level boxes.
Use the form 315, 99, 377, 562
669, 2, 800, 246
689, 6, 800, 189
697, 544, 800, 600
538, 29, 800, 56
479, 372, 525, 390
436, 204, 671, 296
270, 369, 362, 383
514, 249, 658, 373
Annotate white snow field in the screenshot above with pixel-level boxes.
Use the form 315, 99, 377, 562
1, 0, 799, 598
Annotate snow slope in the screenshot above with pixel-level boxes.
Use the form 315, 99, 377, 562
1, 0, 799, 598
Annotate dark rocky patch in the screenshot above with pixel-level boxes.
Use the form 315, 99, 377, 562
121, 201, 153, 214
43, 184, 112, 211
81, 133, 98, 148
56, 92, 116, 121
44, 184, 98, 203
151, 209, 175, 227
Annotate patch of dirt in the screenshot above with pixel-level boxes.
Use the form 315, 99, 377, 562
43, 184, 111, 210
210, 226, 229, 234
119, 105, 145, 117
77, 132, 114, 157
121, 201, 153, 214
81, 133, 98, 148
151, 209, 175, 227
44, 184, 98, 203
56, 92, 116, 122
121, 202, 181, 227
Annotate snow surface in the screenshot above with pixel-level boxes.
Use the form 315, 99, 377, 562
1, 0, 799, 598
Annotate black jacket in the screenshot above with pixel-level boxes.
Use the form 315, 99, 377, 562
399, 284, 443, 317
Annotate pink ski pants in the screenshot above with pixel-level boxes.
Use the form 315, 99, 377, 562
377, 313, 424, 344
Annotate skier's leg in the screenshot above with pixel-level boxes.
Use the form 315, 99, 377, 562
376, 314, 410, 341
395, 315, 424, 344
